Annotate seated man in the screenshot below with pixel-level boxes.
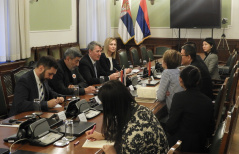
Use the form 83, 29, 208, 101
48, 47, 96, 95
9, 56, 64, 116
78, 41, 119, 85
181, 45, 213, 100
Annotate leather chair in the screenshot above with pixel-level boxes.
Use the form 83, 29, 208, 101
0, 71, 14, 110
11, 67, 33, 87
154, 46, 170, 57
209, 113, 231, 154
147, 49, 154, 61
167, 140, 182, 154
213, 78, 228, 134
49, 45, 61, 60
129, 47, 141, 66
225, 97, 239, 153
35, 46, 49, 61
117, 49, 129, 68
139, 44, 149, 62
219, 52, 238, 76
0, 78, 8, 119
60, 44, 71, 59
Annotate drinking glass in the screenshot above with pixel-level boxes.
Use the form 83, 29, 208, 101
64, 119, 76, 141
71, 85, 79, 100
34, 98, 41, 111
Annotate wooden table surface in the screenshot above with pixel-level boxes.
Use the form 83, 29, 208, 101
0, 94, 165, 154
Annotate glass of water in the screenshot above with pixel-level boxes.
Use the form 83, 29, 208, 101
64, 119, 76, 141
71, 85, 79, 100
34, 98, 41, 111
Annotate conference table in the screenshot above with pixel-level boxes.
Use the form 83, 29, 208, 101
0, 81, 165, 154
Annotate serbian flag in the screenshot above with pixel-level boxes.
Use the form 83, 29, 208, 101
134, 0, 151, 45
148, 60, 151, 76
118, 0, 134, 44
120, 69, 127, 85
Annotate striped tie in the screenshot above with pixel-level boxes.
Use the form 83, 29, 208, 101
39, 83, 44, 101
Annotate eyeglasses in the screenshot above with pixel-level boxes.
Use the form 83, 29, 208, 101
181, 55, 188, 56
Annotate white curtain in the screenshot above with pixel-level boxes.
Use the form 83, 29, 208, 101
0, 0, 30, 62
79, 0, 111, 48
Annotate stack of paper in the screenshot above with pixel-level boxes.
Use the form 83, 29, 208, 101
82, 139, 114, 148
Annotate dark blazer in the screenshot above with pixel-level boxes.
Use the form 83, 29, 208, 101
166, 88, 214, 153
191, 58, 213, 100
78, 54, 110, 85
99, 53, 121, 74
48, 59, 88, 95
9, 70, 61, 116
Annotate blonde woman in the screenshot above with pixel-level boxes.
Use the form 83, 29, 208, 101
157, 50, 184, 124
99, 37, 131, 74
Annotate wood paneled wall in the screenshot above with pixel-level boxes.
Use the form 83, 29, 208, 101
116, 37, 239, 62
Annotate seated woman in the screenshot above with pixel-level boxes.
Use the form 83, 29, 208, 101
203, 37, 220, 79
99, 37, 131, 74
85, 80, 169, 154
157, 49, 184, 124
166, 65, 214, 153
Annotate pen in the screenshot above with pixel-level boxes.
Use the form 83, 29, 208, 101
90, 125, 96, 134
95, 149, 102, 154
74, 140, 80, 146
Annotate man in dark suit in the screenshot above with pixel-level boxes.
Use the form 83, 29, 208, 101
9, 56, 64, 116
181, 45, 213, 100
78, 41, 119, 85
48, 47, 96, 95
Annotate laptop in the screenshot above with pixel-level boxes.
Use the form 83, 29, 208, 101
140, 79, 159, 86
56, 121, 95, 137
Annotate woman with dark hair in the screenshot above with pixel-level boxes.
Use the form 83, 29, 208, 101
85, 80, 168, 154
166, 65, 214, 153
99, 37, 131, 74
203, 37, 220, 79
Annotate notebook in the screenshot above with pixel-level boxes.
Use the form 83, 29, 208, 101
140, 80, 159, 86
82, 139, 114, 148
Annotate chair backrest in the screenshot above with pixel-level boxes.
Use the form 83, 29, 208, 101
0, 77, 8, 119
228, 52, 238, 74
11, 67, 32, 87
225, 68, 239, 108
49, 45, 61, 60
147, 49, 154, 61
117, 49, 129, 68
35, 46, 49, 61
225, 96, 239, 153
129, 47, 141, 66
139, 44, 149, 62
154, 46, 170, 56
214, 77, 228, 133
167, 140, 182, 154
210, 113, 231, 154
60, 44, 71, 59
0, 71, 14, 109
69, 42, 80, 51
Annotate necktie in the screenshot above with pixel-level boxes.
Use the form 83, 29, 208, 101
93, 63, 98, 78
39, 83, 44, 101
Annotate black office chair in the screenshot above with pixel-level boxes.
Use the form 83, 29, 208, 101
154, 46, 170, 57
0, 77, 8, 119
139, 44, 149, 62
129, 47, 141, 66
147, 49, 154, 61
117, 49, 129, 68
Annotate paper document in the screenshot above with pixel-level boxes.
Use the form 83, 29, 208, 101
132, 69, 140, 73
82, 139, 114, 148
54, 104, 62, 108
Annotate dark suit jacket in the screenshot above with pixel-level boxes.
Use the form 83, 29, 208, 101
191, 58, 213, 100
9, 70, 61, 116
78, 54, 110, 85
166, 88, 214, 153
48, 59, 88, 95
99, 53, 121, 74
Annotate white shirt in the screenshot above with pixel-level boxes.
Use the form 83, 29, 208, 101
108, 57, 113, 71
33, 69, 43, 98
